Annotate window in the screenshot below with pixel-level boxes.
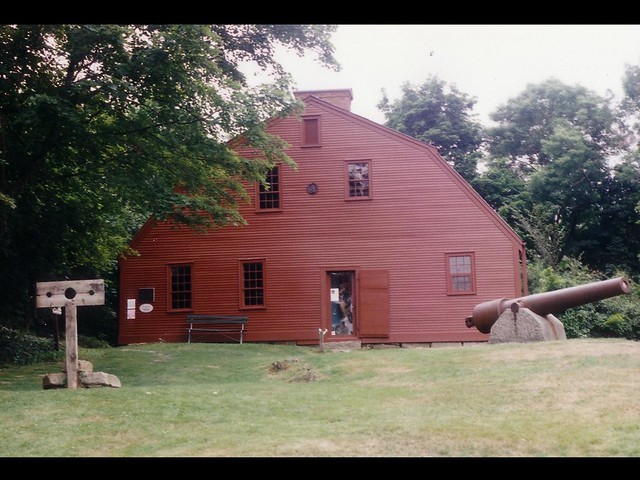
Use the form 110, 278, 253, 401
346, 160, 371, 199
257, 166, 281, 211
301, 116, 320, 147
239, 260, 265, 309
169, 264, 192, 310
138, 288, 155, 303
446, 253, 476, 295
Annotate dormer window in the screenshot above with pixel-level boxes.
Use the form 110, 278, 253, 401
301, 115, 321, 147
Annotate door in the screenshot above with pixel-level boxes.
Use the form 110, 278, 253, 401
328, 271, 355, 337
357, 270, 390, 337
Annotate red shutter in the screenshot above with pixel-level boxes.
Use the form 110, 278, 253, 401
357, 270, 390, 337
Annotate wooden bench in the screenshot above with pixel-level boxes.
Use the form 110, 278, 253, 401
186, 315, 249, 344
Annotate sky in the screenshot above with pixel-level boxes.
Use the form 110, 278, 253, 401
266, 24, 640, 126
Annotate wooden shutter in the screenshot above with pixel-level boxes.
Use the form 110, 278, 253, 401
357, 270, 390, 337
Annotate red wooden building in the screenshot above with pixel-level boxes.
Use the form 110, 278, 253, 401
117, 89, 527, 346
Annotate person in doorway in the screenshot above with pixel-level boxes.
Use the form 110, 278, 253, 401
338, 284, 353, 334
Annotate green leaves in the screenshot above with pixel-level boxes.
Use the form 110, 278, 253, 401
379, 76, 483, 182
487, 79, 619, 173
0, 24, 339, 330
478, 78, 640, 276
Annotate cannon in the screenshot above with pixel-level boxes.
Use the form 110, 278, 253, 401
465, 277, 630, 342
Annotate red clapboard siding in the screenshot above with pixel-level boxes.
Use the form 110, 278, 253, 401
118, 90, 526, 346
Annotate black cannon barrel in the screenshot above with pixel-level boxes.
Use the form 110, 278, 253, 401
466, 277, 630, 334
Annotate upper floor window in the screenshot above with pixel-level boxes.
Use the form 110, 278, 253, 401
346, 160, 371, 199
169, 263, 193, 310
301, 115, 321, 147
257, 165, 281, 211
239, 259, 266, 309
445, 253, 476, 295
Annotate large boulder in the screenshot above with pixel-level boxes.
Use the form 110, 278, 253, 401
42, 372, 67, 389
42, 359, 121, 389
79, 371, 122, 388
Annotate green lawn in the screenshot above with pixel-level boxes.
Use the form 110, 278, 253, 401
1, 338, 639, 457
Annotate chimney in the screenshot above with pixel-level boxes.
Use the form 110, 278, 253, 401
294, 89, 353, 111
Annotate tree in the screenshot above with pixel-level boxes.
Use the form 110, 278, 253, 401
620, 63, 640, 239
596, 61, 640, 275
377, 76, 483, 182
620, 63, 640, 116
527, 121, 609, 266
487, 78, 621, 175
598, 155, 640, 274
0, 24, 339, 334
471, 156, 527, 213
481, 79, 638, 274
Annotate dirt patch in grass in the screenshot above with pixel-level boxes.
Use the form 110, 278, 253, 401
289, 369, 321, 383
267, 358, 321, 382
268, 358, 300, 373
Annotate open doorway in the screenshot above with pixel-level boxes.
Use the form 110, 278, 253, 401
328, 271, 355, 337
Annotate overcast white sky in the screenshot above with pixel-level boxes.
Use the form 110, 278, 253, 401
267, 24, 640, 126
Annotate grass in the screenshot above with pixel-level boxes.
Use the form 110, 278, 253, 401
1, 338, 639, 457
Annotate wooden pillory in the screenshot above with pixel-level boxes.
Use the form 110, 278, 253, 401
36, 279, 105, 389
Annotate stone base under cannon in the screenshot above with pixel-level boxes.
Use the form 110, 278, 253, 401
489, 307, 567, 344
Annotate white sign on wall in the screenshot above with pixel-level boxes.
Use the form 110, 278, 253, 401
330, 288, 340, 302
127, 299, 136, 319
139, 303, 153, 313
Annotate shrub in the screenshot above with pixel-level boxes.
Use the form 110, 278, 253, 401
559, 304, 598, 339
78, 335, 111, 349
527, 257, 640, 340
0, 327, 64, 367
